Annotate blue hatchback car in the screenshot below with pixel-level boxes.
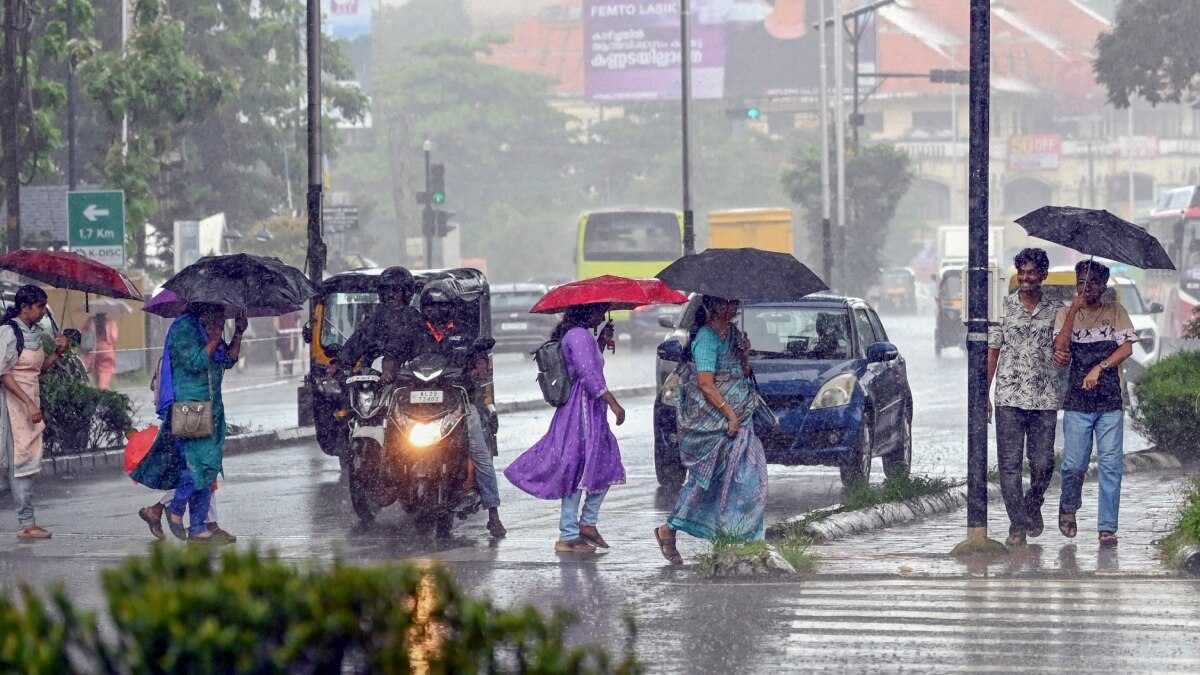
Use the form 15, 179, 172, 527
653, 295, 913, 488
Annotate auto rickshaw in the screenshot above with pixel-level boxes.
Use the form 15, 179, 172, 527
299, 267, 498, 461
934, 267, 966, 357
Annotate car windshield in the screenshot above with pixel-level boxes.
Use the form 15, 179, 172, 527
1116, 281, 1148, 314
940, 271, 962, 299
321, 292, 378, 348
882, 270, 911, 287
492, 291, 543, 312
742, 306, 852, 360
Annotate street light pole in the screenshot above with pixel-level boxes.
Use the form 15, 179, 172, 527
67, 0, 76, 190
423, 140, 433, 270
952, 0, 1005, 556
305, 0, 325, 288
818, 0, 832, 285
833, 0, 847, 286
680, 0, 695, 256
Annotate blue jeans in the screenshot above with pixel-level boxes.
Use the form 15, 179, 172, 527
466, 405, 500, 509
560, 487, 607, 542
3, 473, 34, 528
169, 443, 212, 532
1060, 410, 1124, 533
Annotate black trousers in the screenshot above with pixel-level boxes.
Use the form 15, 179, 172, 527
995, 407, 1057, 534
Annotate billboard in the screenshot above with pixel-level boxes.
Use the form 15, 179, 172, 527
322, 0, 375, 41
1008, 134, 1061, 171
584, 0, 876, 102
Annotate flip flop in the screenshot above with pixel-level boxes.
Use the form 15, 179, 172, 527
166, 513, 186, 540
138, 507, 165, 540
1099, 531, 1118, 547
16, 525, 51, 540
1058, 510, 1077, 539
654, 526, 683, 565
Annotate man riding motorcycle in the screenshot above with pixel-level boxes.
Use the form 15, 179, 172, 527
416, 279, 507, 538
328, 266, 425, 380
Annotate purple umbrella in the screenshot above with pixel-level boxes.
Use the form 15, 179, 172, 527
144, 288, 302, 319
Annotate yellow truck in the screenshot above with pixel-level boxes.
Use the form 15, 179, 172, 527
706, 208, 794, 254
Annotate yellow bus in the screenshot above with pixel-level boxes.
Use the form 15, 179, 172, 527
707, 208, 794, 254
575, 209, 685, 280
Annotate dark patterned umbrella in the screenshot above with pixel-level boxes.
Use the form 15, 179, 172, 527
656, 248, 828, 300
162, 254, 315, 316
1016, 206, 1175, 270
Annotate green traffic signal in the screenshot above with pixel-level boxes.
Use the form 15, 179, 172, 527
746, 107, 761, 120
432, 192, 445, 204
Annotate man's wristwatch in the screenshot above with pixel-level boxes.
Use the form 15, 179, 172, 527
1099, 360, 1111, 371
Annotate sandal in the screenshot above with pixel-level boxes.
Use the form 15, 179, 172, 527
1058, 510, 1077, 539
580, 524, 609, 549
166, 513, 187, 540
1099, 531, 1118, 547
486, 519, 507, 539
16, 525, 51, 540
138, 507, 165, 540
654, 525, 683, 566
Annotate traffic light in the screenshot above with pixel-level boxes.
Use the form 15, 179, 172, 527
422, 206, 435, 238
929, 69, 969, 84
725, 106, 763, 120
430, 163, 446, 204
435, 210, 455, 237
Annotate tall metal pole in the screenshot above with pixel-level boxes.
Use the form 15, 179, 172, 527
3, 0, 22, 253
833, 0, 847, 286
66, 0, 76, 191
952, 0, 1005, 556
423, 141, 433, 270
1127, 105, 1135, 217
305, 0, 325, 287
818, 0, 832, 284
680, 0, 695, 255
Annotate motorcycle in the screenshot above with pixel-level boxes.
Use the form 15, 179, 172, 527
345, 351, 482, 537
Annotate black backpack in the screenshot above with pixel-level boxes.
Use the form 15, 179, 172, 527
532, 339, 572, 407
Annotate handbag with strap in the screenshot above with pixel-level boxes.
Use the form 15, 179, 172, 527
749, 371, 779, 437
171, 366, 214, 439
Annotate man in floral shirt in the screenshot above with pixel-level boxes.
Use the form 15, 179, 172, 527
987, 248, 1065, 547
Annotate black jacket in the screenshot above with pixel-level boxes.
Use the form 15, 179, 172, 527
337, 305, 425, 369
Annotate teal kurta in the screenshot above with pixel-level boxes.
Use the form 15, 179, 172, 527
131, 315, 236, 490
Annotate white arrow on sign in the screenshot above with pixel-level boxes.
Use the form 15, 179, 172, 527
83, 204, 110, 222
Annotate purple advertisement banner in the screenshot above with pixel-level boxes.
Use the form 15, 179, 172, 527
584, 0, 876, 102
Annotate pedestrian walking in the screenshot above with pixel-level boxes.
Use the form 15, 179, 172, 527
504, 304, 626, 553
131, 303, 245, 543
1053, 259, 1136, 547
0, 285, 69, 539
986, 248, 1065, 547
137, 490, 234, 542
82, 312, 119, 390
654, 295, 768, 565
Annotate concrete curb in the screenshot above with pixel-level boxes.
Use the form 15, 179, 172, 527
1170, 543, 1200, 577
772, 448, 1185, 544
42, 385, 660, 477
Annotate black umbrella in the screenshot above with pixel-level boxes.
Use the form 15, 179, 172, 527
1015, 206, 1176, 270
656, 248, 829, 300
162, 253, 316, 316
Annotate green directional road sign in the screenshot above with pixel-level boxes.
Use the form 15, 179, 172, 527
67, 190, 125, 268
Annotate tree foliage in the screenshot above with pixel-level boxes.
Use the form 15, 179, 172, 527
1094, 0, 1200, 107
0, 0, 93, 197
783, 143, 914, 296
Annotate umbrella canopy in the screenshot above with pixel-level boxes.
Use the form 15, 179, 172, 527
84, 297, 134, 316
162, 253, 315, 317
0, 250, 143, 300
529, 275, 687, 314
1015, 206, 1176, 270
656, 248, 828, 300
144, 288, 303, 319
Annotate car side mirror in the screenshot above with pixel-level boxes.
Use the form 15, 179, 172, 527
868, 341, 899, 363
302, 320, 313, 344
1149, 302, 1165, 314
658, 314, 675, 329
63, 328, 82, 346
657, 340, 684, 363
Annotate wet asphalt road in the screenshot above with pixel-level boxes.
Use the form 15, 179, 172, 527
3, 313, 1180, 672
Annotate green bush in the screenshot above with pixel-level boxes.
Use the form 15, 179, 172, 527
0, 546, 641, 674
1131, 351, 1200, 458
40, 366, 134, 456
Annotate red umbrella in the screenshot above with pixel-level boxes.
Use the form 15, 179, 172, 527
0, 250, 142, 301
529, 275, 687, 314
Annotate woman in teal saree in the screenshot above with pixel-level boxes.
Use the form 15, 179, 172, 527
654, 296, 769, 565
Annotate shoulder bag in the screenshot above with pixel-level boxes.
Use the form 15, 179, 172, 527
171, 365, 214, 439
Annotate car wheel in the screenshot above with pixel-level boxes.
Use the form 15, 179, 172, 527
654, 436, 685, 487
839, 422, 873, 488
883, 409, 913, 480
348, 440, 382, 524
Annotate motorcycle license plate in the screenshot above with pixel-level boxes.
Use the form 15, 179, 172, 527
410, 390, 444, 404
501, 322, 528, 331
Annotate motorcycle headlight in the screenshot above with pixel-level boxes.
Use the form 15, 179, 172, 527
354, 388, 376, 415
408, 421, 442, 447
660, 372, 682, 408
811, 374, 857, 410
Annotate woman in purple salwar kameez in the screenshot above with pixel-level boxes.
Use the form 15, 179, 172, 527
504, 304, 627, 553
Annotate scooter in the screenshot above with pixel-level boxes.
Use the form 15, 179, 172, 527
345, 352, 481, 537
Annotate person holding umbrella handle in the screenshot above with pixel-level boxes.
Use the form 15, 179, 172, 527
1052, 260, 1136, 548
